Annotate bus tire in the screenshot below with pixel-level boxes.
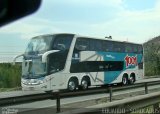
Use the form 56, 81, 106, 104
81, 78, 89, 90
68, 78, 78, 91
129, 74, 135, 84
122, 75, 128, 85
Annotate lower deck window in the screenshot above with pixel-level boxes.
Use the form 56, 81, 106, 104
70, 61, 123, 73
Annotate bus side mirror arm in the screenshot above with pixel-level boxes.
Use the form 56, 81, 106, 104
13, 54, 24, 65
42, 50, 60, 63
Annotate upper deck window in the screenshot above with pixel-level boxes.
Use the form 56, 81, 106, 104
52, 34, 73, 51
75, 38, 90, 51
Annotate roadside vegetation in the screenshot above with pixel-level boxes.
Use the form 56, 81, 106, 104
0, 63, 21, 89
144, 36, 160, 76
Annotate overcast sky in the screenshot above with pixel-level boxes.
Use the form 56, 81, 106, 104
0, 0, 160, 62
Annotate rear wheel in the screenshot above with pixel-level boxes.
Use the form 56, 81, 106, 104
81, 78, 89, 90
122, 75, 128, 85
129, 75, 135, 84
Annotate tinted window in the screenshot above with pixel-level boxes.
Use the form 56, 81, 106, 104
138, 45, 143, 53
52, 35, 73, 50
138, 62, 143, 69
102, 41, 124, 52
70, 61, 123, 73
102, 41, 113, 52
125, 44, 132, 53
48, 34, 73, 74
125, 44, 142, 53
90, 39, 102, 51
75, 38, 89, 51
48, 51, 67, 74
113, 42, 124, 52
132, 45, 138, 53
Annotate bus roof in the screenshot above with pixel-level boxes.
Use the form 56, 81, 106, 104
32, 33, 142, 46
74, 34, 142, 46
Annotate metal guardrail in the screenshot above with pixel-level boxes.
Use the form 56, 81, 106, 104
61, 91, 160, 114
0, 92, 53, 106
0, 79, 160, 113
58, 81, 160, 113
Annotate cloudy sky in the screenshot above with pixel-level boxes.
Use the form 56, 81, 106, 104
0, 0, 160, 62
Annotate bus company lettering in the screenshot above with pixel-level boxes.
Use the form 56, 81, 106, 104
125, 55, 137, 68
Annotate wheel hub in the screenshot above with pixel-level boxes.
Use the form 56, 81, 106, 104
68, 81, 76, 91
123, 77, 127, 84
81, 80, 88, 89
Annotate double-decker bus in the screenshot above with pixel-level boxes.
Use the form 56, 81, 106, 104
14, 33, 144, 91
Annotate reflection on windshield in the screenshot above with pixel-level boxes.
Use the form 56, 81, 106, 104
25, 35, 53, 54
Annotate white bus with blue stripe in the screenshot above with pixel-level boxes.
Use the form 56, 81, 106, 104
14, 33, 144, 91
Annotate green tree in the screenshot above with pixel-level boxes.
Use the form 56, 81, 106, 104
144, 38, 160, 76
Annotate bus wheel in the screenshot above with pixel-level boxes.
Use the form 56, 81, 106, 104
68, 79, 77, 91
129, 75, 135, 84
122, 75, 128, 85
81, 78, 89, 90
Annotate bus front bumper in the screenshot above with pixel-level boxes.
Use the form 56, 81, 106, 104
21, 83, 50, 91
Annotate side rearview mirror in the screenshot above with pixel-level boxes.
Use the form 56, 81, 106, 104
13, 54, 24, 65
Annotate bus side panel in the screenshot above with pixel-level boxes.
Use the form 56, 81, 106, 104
87, 72, 105, 85
97, 52, 143, 84
80, 51, 105, 85
70, 51, 143, 86
104, 71, 122, 84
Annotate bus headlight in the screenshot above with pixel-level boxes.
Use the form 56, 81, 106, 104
22, 79, 44, 85
22, 79, 28, 85
38, 80, 44, 84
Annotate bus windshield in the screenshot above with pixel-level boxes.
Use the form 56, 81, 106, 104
22, 34, 74, 78
25, 35, 53, 54
22, 58, 46, 79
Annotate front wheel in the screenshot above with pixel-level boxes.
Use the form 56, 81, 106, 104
68, 79, 77, 91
